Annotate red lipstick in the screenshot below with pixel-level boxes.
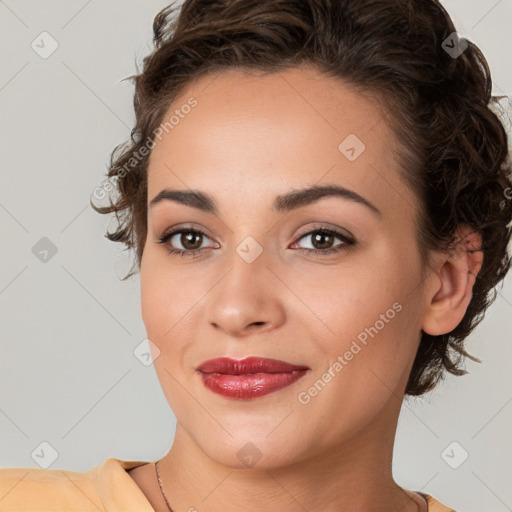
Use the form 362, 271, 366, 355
196, 356, 309, 400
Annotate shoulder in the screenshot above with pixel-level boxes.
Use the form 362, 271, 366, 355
0, 458, 153, 511
0, 463, 103, 510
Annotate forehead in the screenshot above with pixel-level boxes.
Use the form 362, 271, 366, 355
146, 65, 414, 222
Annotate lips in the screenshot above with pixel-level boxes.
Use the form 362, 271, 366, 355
196, 356, 309, 374
196, 356, 310, 400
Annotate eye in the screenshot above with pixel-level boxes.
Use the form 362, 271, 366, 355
291, 225, 356, 256
157, 225, 217, 258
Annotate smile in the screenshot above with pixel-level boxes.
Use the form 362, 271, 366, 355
196, 356, 310, 399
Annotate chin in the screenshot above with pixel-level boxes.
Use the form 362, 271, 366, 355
211, 445, 300, 471
188, 427, 305, 470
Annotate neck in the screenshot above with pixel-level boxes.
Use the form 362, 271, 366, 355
156, 397, 422, 512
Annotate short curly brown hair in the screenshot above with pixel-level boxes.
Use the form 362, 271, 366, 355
91, 0, 512, 396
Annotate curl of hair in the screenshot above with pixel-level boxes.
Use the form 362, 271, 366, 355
91, 0, 512, 396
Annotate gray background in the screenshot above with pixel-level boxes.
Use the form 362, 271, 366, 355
1, 1, 511, 510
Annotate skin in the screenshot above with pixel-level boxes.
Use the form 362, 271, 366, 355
127, 65, 483, 512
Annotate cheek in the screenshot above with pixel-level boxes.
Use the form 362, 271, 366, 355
300, 243, 422, 383
140, 258, 160, 336
140, 251, 204, 361
140, 260, 192, 407
140, 252, 177, 346
289, 247, 405, 341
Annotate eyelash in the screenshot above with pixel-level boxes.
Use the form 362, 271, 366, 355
157, 224, 356, 258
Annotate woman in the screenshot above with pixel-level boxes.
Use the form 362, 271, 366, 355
1, 0, 511, 510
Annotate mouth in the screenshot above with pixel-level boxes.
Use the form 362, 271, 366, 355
196, 356, 310, 400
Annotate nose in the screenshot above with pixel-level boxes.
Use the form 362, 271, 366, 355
205, 251, 286, 338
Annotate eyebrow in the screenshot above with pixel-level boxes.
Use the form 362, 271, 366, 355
149, 184, 382, 218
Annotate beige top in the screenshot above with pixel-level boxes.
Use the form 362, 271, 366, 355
0, 458, 456, 511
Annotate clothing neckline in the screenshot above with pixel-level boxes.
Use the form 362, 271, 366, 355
96, 458, 155, 511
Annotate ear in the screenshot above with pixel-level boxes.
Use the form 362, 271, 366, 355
422, 225, 484, 336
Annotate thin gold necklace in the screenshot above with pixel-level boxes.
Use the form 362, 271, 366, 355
155, 459, 174, 512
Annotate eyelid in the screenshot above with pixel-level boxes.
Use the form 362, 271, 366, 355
160, 223, 217, 241
293, 222, 354, 242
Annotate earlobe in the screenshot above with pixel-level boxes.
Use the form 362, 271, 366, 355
422, 226, 484, 336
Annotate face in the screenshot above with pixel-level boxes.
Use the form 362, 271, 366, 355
140, 65, 430, 469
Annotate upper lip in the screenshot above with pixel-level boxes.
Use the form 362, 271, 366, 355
196, 356, 310, 374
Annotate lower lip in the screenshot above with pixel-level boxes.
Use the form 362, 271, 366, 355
198, 370, 308, 399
